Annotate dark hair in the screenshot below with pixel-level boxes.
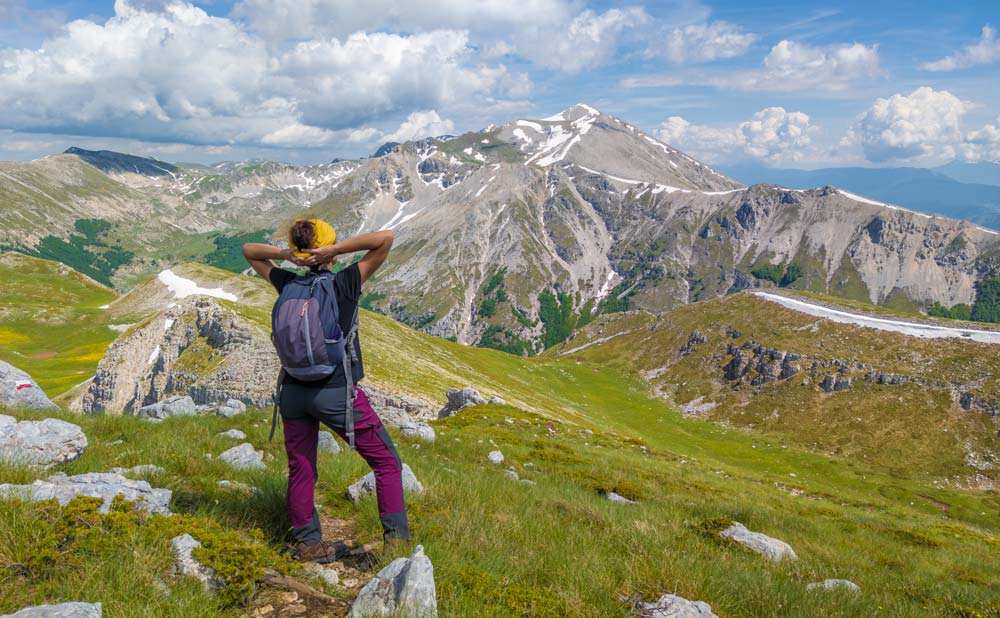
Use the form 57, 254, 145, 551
290, 220, 316, 253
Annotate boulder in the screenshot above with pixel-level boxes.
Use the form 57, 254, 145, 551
720, 522, 797, 561
171, 533, 224, 590
436, 388, 486, 418
348, 463, 423, 503
217, 429, 246, 440
303, 562, 340, 587
487, 396, 507, 406
487, 450, 504, 465
139, 395, 197, 420
0, 472, 171, 515
400, 421, 435, 442
606, 491, 636, 504
1, 602, 103, 618
807, 579, 860, 592
218, 443, 265, 470
0, 414, 87, 465
318, 431, 341, 453
0, 361, 57, 410
216, 399, 246, 418
635, 594, 718, 618
348, 545, 437, 618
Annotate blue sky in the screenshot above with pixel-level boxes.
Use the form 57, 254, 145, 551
1, 0, 998, 167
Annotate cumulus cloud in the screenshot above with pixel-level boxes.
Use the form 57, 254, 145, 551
923, 25, 1000, 72
718, 39, 882, 91
513, 7, 650, 74
657, 107, 818, 164
382, 110, 456, 143
656, 20, 756, 64
961, 115, 1000, 163
847, 87, 969, 163
0, 0, 513, 148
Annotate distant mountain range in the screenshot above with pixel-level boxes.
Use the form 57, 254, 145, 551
3, 105, 1000, 351
720, 162, 1000, 230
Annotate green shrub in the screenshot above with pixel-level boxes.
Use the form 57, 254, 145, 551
751, 263, 784, 284
971, 278, 1000, 323
206, 230, 269, 273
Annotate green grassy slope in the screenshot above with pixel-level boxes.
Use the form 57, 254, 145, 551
2, 261, 999, 616
0, 253, 117, 395
552, 293, 1000, 483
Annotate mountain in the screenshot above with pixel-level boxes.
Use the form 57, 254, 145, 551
63, 146, 179, 177
935, 160, 1000, 187
5, 104, 1000, 351
721, 162, 1000, 230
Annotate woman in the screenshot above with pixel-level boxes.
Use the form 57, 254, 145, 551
243, 220, 410, 563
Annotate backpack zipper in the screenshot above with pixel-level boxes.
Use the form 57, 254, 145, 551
302, 303, 316, 366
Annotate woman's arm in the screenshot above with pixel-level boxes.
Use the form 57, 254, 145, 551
303, 230, 394, 284
242, 243, 297, 281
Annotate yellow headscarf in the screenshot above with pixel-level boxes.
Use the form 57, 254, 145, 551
290, 219, 337, 259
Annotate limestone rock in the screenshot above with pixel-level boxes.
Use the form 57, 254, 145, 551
0, 361, 57, 410
348, 463, 423, 503
720, 522, 797, 561
606, 491, 636, 504
487, 450, 504, 465
139, 395, 197, 419
303, 562, 340, 587
218, 443, 265, 470
1, 602, 103, 617
807, 579, 860, 592
217, 480, 254, 493
348, 545, 436, 618
171, 533, 224, 590
218, 429, 247, 440
636, 594, 718, 618
0, 472, 171, 515
217, 399, 246, 418
487, 396, 507, 405
400, 421, 435, 442
0, 414, 87, 465
318, 431, 341, 453
436, 388, 486, 418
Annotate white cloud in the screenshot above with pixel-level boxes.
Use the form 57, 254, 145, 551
345, 127, 380, 143
231, 0, 573, 43
718, 39, 882, 91
657, 107, 818, 164
962, 115, 1000, 163
656, 20, 755, 64
847, 87, 969, 163
0, 0, 513, 148
514, 7, 650, 74
923, 25, 1000, 72
382, 110, 455, 143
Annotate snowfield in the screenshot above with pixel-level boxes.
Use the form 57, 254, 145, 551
754, 292, 1000, 344
158, 270, 238, 302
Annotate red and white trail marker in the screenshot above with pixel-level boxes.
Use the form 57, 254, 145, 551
14, 381, 34, 390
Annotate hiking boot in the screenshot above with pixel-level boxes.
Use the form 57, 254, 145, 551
290, 540, 350, 564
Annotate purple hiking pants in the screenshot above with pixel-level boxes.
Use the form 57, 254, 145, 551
280, 383, 410, 543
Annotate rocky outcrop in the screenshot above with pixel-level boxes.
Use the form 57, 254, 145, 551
217, 399, 246, 418
0, 414, 87, 465
0, 361, 57, 410
349, 545, 437, 618
1, 602, 103, 618
720, 522, 797, 562
679, 331, 708, 355
960, 392, 1000, 416
633, 594, 718, 618
348, 464, 424, 503
218, 429, 246, 440
171, 533, 224, 590
318, 431, 341, 453
606, 491, 636, 505
218, 443, 265, 470
82, 299, 276, 414
723, 342, 800, 386
437, 387, 486, 418
0, 472, 171, 515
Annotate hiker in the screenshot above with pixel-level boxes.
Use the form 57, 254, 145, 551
242, 220, 410, 563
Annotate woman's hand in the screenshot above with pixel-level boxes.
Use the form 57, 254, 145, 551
279, 247, 311, 268
303, 243, 340, 267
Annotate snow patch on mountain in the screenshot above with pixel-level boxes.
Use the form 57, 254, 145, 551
157, 270, 238, 302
